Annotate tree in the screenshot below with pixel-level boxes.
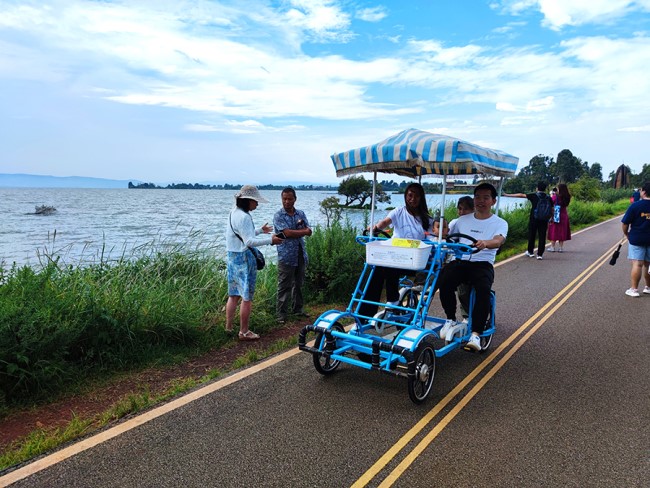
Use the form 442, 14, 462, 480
588, 163, 603, 181
337, 175, 390, 207
552, 149, 584, 183
502, 154, 553, 192
631, 163, 650, 187
319, 196, 343, 227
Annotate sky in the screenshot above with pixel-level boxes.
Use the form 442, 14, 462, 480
1, 0, 649, 185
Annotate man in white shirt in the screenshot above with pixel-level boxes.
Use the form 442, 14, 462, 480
437, 183, 508, 351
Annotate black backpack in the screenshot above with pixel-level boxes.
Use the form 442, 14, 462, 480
533, 193, 553, 221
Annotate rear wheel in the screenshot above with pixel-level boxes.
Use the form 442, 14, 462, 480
407, 336, 436, 404
313, 322, 344, 375
401, 288, 420, 310
480, 333, 493, 351
480, 292, 496, 351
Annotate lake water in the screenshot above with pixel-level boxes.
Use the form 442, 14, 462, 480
0, 188, 525, 267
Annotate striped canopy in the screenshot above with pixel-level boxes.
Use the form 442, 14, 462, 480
331, 128, 519, 178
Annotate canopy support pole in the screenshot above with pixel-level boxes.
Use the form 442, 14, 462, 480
495, 177, 505, 215
438, 173, 447, 245
370, 171, 377, 239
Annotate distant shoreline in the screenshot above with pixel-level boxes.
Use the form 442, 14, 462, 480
127, 181, 338, 191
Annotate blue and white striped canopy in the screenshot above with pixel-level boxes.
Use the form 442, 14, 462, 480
331, 129, 518, 178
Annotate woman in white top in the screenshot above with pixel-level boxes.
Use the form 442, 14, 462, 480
359, 182, 434, 319
226, 185, 283, 340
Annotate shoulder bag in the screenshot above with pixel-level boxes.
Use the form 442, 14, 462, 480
229, 212, 266, 270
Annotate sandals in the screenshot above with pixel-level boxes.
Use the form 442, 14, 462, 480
238, 330, 260, 341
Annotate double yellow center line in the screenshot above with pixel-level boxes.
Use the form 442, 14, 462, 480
352, 243, 618, 487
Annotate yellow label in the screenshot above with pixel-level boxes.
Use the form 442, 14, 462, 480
392, 238, 421, 248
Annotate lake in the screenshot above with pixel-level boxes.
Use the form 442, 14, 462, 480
0, 188, 525, 267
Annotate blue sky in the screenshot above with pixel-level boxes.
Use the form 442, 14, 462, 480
1, 0, 649, 185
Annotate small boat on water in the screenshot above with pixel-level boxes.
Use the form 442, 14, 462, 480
35, 205, 57, 215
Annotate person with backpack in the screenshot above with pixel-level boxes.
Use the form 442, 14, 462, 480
503, 182, 553, 260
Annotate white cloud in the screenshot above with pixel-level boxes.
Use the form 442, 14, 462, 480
496, 0, 650, 29
282, 0, 351, 40
356, 7, 388, 22
496, 97, 554, 113
618, 125, 650, 132
186, 120, 305, 133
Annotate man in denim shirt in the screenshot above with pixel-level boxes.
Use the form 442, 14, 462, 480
274, 188, 312, 323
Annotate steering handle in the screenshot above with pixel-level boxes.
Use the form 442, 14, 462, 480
445, 232, 480, 254
362, 228, 391, 239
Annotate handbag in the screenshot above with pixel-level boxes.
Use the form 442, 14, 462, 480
229, 212, 266, 270
248, 246, 266, 270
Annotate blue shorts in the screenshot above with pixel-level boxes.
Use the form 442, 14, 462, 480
627, 243, 650, 261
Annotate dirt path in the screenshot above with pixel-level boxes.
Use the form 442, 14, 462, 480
0, 321, 308, 451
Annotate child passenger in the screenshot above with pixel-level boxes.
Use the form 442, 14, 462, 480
448, 196, 475, 321
431, 216, 449, 238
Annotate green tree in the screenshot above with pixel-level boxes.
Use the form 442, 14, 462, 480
631, 163, 650, 186
319, 196, 343, 227
588, 163, 603, 181
552, 149, 584, 183
503, 154, 553, 192
337, 175, 389, 207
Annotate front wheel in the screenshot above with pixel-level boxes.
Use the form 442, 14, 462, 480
408, 336, 436, 404
313, 322, 344, 375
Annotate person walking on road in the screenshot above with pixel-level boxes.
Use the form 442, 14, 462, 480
547, 183, 572, 252
621, 181, 650, 297
503, 181, 552, 260
274, 187, 312, 323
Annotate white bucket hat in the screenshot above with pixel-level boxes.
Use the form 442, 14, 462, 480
234, 185, 268, 203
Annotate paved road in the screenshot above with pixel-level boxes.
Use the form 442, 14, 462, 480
2, 216, 648, 487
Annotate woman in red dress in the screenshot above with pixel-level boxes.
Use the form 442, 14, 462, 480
547, 183, 572, 252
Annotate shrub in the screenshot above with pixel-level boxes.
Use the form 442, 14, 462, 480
305, 221, 365, 302
569, 177, 601, 202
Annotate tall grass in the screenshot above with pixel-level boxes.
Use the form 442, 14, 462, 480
0, 232, 281, 410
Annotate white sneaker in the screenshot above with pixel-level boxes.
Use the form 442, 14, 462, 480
547, 247, 555, 252
465, 333, 481, 351
643, 286, 650, 295
439, 319, 456, 340
536, 255, 543, 260
524, 251, 535, 258
625, 288, 640, 297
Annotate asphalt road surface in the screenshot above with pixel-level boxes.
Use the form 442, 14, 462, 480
2, 216, 648, 488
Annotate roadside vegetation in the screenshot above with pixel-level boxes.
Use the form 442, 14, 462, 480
0, 186, 635, 471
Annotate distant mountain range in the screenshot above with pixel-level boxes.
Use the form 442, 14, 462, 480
0, 173, 139, 189
0, 173, 340, 189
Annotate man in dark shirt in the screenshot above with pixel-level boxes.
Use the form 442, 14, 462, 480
503, 181, 552, 260
621, 182, 650, 297
273, 188, 312, 323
